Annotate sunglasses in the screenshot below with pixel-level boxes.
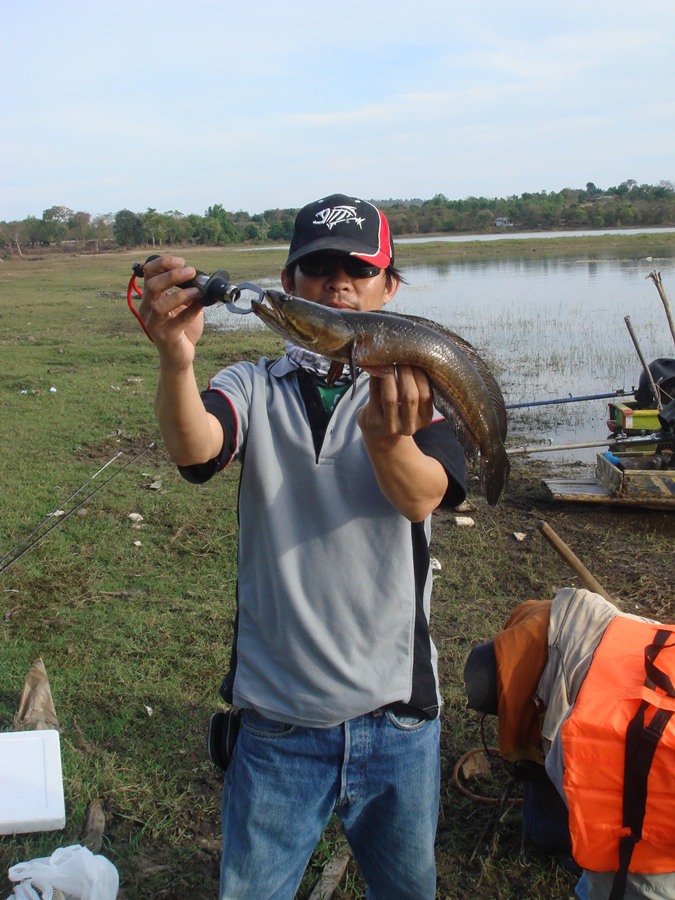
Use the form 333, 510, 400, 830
297, 255, 382, 279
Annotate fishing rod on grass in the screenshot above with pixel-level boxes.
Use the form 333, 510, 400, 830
0, 451, 124, 571
0, 443, 156, 575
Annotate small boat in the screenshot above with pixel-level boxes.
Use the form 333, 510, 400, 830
544, 362, 675, 508
543, 448, 675, 510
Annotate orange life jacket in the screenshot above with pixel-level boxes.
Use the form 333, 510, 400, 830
562, 616, 675, 891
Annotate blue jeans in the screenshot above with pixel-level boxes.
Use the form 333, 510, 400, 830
219, 708, 441, 899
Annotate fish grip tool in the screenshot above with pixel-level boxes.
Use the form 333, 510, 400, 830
128, 255, 263, 340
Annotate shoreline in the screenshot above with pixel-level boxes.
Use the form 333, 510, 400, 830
6, 231, 674, 283
205, 229, 675, 269
225, 230, 675, 276
393, 229, 675, 263
172, 230, 675, 274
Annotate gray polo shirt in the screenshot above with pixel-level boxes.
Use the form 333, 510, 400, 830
181, 353, 467, 727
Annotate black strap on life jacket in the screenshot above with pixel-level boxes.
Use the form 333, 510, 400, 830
609, 629, 675, 900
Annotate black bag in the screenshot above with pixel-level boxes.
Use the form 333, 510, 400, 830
634, 358, 675, 408
516, 760, 572, 858
207, 709, 241, 772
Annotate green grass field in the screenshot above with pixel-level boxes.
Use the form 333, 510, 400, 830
1, 242, 673, 898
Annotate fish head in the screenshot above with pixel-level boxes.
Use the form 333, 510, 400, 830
252, 290, 353, 358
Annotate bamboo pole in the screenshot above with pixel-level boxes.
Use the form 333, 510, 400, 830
647, 270, 675, 349
508, 439, 614, 456
624, 315, 663, 410
536, 520, 615, 605
507, 432, 662, 456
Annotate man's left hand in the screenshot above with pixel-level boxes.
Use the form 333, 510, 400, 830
357, 366, 434, 439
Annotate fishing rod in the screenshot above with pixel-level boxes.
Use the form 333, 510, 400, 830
506, 388, 633, 410
0, 443, 156, 575
0, 451, 124, 571
507, 431, 671, 457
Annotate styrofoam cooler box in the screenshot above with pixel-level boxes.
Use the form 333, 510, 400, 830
0, 729, 66, 833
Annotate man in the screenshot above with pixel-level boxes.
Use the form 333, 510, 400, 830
464, 588, 675, 900
139, 194, 467, 899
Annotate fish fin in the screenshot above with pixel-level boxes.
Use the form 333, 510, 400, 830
447, 416, 480, 462
442, 331, 508, 441
347, 347, 358, 396
480, 443, 511, 505
431, 390, 480, 461
438, 387, 510, 504
326, 360, 344, 386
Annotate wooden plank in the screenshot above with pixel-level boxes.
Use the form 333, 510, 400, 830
622, 469, 675, 498
595, 453, 622, 494
543, 478, 612, 504
594, 452, 675, 501
542, 477, 675, 509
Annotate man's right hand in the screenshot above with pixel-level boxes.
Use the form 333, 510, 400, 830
138, 255, 204, 369
138, 256, 225, 466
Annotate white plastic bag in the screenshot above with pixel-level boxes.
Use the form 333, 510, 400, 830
8, 844, 118, 899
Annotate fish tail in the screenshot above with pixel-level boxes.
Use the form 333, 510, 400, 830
480, 443, 510, 505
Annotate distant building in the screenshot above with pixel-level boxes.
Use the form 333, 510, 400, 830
494, 217, 514, 227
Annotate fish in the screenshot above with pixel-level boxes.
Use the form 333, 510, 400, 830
384, 311, 508, 442
252, 290, 510, 505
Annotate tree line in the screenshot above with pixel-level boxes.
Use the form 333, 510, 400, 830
2, 180, 673, 255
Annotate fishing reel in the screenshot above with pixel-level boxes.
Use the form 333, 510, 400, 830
128, 255, 263, 340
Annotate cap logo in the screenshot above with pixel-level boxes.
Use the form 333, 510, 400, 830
313, 204, 365, 231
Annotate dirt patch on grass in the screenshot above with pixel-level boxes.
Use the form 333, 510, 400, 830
482, 456, 674, 616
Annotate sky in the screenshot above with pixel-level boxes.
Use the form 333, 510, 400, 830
2, 0, 674, 222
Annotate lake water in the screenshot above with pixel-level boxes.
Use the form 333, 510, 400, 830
389, 255, 674, 463
207, 243, 675, 466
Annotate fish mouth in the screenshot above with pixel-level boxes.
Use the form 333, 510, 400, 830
250, 290, 302, 341
250, 289, 297, 321
250, 289, 285, 317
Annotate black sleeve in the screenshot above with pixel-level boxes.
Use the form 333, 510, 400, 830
177, 389, 238, 485
413, 419, 468, 508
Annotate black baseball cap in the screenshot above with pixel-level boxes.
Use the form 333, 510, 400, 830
285, 193, 394, 268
